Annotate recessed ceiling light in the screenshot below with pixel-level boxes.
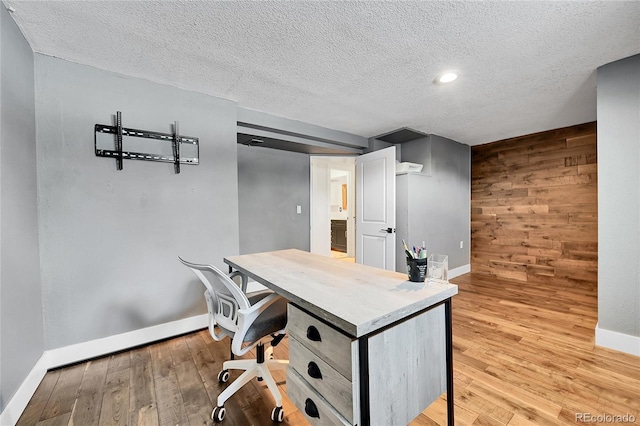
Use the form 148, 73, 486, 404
436, 72, 458, 84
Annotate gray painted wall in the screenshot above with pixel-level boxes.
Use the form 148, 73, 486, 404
396, 135, 470, 271
237, 144, 310, 254
34, 55, 239, 349
0, 6, 45, 411
597, 54, 640, 339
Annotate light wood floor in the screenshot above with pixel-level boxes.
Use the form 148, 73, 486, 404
330, 250, 355, 263
18, 273, 640, 425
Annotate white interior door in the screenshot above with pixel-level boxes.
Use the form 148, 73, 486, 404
356, 146, 396, 270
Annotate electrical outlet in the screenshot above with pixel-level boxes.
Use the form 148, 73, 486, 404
296, 205, 302, 214
460, 240, 464, 249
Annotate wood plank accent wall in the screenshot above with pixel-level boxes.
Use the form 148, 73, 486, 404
471, 122, 597, 289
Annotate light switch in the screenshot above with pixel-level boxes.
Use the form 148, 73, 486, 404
460, 241, 464, 249
296, 205, 302, 214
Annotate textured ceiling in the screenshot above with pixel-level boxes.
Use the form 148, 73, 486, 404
4, 1, 639, 146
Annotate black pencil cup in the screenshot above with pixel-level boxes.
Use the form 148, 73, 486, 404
406, 257, 427, 282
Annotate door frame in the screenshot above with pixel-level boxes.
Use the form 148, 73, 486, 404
310, 156, 356, 257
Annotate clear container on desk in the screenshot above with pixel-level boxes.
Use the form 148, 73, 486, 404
427, 254, 448, 284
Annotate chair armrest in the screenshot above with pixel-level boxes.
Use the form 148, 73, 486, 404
245, 281, 269, 293
229, 270, 249, 292
240, 292, 283, 317
233, 293, 286, 356
229, 271, 269, 294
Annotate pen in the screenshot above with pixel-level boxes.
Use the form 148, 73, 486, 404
403, 239, 414, 258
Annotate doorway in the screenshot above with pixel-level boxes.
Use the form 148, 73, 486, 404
311, 147, 396, 270
310, 156, 356, 260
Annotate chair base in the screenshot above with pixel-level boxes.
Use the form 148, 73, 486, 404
215, 343, 289, 421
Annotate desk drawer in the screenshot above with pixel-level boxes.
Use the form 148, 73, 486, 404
286, 368, 350, 426
288, 304, 354, 380
289, 336, 356, 423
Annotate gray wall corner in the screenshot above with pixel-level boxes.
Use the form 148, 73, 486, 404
596, 53, 640, 340
1, 4, 45, 413
396, 134, 471, 271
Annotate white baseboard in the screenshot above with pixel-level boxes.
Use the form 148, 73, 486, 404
46, 313, 208, 369
0, 314, 208, 425
595, 323, 640, 357
0, 353, 49, 426
449, 263, 471, 279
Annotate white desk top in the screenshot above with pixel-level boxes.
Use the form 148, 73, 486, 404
224, 249, 458, 338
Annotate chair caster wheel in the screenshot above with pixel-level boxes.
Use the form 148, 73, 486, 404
218, 369, 230, 383
271, 406, 284, 423
212, 406, 226, 422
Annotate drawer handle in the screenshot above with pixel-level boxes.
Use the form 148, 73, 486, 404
306, 325, 322, 342
307, 361, 323, 379
304, 398, 320, 418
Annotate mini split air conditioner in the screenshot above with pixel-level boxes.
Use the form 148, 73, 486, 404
396, 161, 424, 174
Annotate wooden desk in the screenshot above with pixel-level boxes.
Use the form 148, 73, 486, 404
225, 249, 457, 426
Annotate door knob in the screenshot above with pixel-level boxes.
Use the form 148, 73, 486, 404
379, 227, 395, 234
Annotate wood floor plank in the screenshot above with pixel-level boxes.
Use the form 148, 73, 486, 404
130, 403, 159, 426
507, 413, 541, 426
149, 339, 189, 426
184, 331, 225, 395
464, 380, 563, 426
411, 413, 440, 425
98, 367, 130, 426
199, 333, 262, 425
69, 356, 109, 425
39, 362, 86, 421
419, 395, 481, 425
453, 386, 514, 424
473, 413, 508, 425
169, 336, 213, 425
16, 369, 60, 426
128, 346, 158, 426
184, 330, 254, 426
106, 350, 131, 375
36, 412, 71, 426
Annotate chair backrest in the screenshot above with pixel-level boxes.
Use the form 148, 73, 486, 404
178, 256, 250, 334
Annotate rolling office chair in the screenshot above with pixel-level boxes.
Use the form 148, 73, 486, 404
178, 257, 289, 423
